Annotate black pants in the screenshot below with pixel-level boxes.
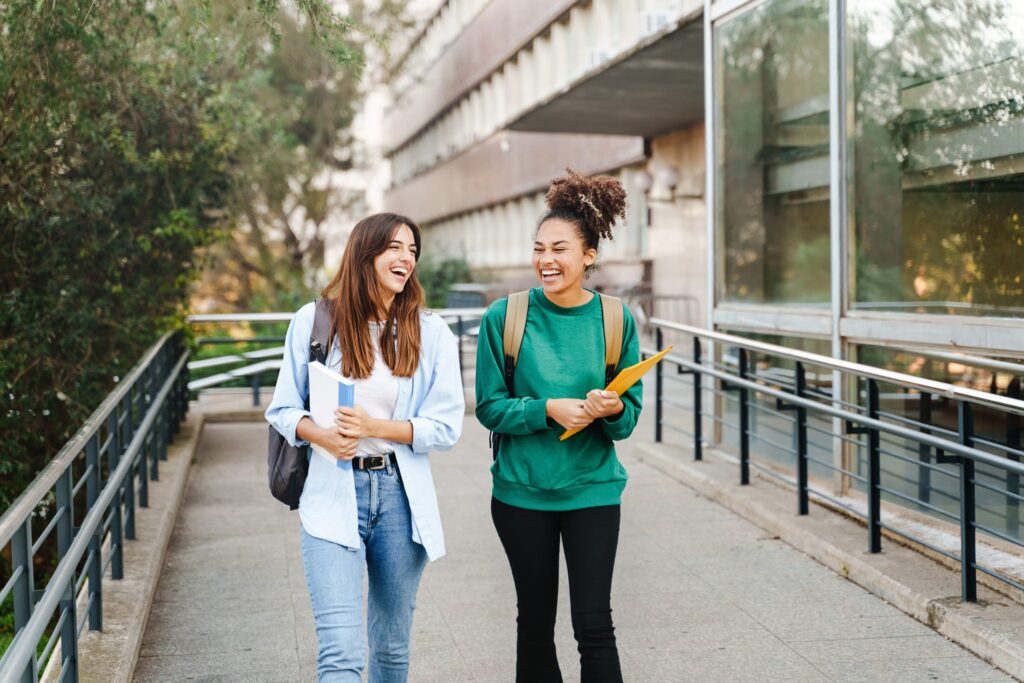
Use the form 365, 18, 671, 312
491, 497, 623, 683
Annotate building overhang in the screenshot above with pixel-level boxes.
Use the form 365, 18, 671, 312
384, 132, 645, 226
508, 16, 704, 138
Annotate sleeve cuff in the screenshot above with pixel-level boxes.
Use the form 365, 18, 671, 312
603, 406, 628, 425
409, 416, 433, 454
525, 399, 550, 432
286, 409, 312, 447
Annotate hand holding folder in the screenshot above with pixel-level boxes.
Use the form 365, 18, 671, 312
559, 346, 674, 441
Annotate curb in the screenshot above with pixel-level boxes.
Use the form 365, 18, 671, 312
47, 412, 206, 683
634, 441, 1024, 680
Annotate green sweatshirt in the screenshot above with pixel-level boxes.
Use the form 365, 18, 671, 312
475, 288, 643, 510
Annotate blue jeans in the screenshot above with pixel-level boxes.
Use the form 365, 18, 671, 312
301, 463, 428, 683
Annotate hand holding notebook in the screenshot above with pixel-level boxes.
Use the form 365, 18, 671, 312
308, 361, 356, 468
560, 346, 674, 441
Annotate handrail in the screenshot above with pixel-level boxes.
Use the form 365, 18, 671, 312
0, 349, 189, 682
649, 319, 1024, 603
187, 307, 487, 324
187, 307, 487, 404
0, 331, 176, 549
0, 330, 190, 682
650, 318, 1024, 416
650, 348, 1024, 477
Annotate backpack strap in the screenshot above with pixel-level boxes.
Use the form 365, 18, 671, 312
492, 291, 530, 461
309, 298, 333, 364
599, 293, 624, 385
502, 291, 531, 370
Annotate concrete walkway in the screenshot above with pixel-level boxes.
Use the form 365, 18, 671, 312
135, 417, 1011, 682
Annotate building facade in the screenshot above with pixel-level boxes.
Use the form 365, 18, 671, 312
383, 0, 705, 315
382, 0, 1023, 524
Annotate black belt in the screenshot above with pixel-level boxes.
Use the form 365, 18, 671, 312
353, 452, 395, 471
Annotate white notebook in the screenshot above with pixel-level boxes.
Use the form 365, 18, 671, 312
308, 361, 355, 467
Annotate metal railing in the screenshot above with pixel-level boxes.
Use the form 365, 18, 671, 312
649, 318, 1024, 603
187, 308, 486, 404
0, 332, 190, 682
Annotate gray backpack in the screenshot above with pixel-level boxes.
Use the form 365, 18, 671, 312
267, 298, 332, 509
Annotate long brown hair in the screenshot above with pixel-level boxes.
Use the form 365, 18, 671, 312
320, 213, 424, 379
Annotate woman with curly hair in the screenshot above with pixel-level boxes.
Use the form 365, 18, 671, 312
475, 169, 642, 682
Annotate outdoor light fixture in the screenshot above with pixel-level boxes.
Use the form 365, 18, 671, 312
634, 170, 654, 193
657, 164, 680, 191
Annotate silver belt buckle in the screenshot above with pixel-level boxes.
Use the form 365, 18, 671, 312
359, 454, 387, 471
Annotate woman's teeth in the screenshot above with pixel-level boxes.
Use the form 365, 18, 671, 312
541, 269, 562, 282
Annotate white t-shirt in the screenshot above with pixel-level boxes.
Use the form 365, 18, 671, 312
351, 322, 400, 456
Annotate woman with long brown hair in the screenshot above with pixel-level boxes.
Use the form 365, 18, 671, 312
266, 212, 464, 682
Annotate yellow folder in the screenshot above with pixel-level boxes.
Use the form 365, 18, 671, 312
559, 346, 674, 441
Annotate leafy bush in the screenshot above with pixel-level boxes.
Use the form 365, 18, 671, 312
417, 257, 473, 309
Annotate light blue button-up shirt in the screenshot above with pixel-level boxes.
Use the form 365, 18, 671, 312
265, 301, 464, 561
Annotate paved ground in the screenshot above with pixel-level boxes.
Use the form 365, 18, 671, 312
135, 415, 1012, 682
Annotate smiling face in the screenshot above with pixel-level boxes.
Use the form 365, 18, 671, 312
373, 224, 418, 305
533, 218, 596, 298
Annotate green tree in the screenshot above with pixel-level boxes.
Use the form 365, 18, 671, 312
191, 2, 414, 313
0, 0, 364, 507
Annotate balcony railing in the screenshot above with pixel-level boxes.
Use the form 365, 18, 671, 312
648, 318, 1024, 603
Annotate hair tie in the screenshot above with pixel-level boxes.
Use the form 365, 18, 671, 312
577, 193, 603, 219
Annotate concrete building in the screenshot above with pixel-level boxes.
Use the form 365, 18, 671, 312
381, 0, 1024, 535
382, 0, 706, 321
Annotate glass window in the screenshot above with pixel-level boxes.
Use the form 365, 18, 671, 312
715, 0, 831, 305
849, 0, 1024, 317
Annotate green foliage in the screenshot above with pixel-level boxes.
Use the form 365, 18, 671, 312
191, 1, 415, 313
0, 0, 365, 509
416, 257, 473, 309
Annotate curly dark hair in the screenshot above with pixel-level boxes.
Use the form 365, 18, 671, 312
537, 168, 627, 274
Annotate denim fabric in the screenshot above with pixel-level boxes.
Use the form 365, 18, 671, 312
266, 303, 465, 560
301, 464, 428, 683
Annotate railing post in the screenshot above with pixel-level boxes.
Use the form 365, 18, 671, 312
867, 379, 882, 553
1007, 377, 1021, 538
959, 401, 978, 602
148, 361, 160, 482
122, 394, 137, 542
138, 430, 150, 509
918, 392, 933, 505
654, 327, 663, 443
795, 362, 809, 516
183, 361, 191, 417
56, 470, 79, 682
108, 412, 124, 580
251, 374, 261, 407
11, 520, 34, 683
85, 435, 103, 631
693, 336, 702, 461
139, 368, 152, 507
159, 346, 170, 460
738, 348, 750, 486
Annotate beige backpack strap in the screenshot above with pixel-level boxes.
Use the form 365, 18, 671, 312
600, 293, 624, 372
502, 291, 531, 367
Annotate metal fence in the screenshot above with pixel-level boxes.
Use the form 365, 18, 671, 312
0, 332, 189, 683
186, 308, 486, 403
649, 318, 1024, 603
